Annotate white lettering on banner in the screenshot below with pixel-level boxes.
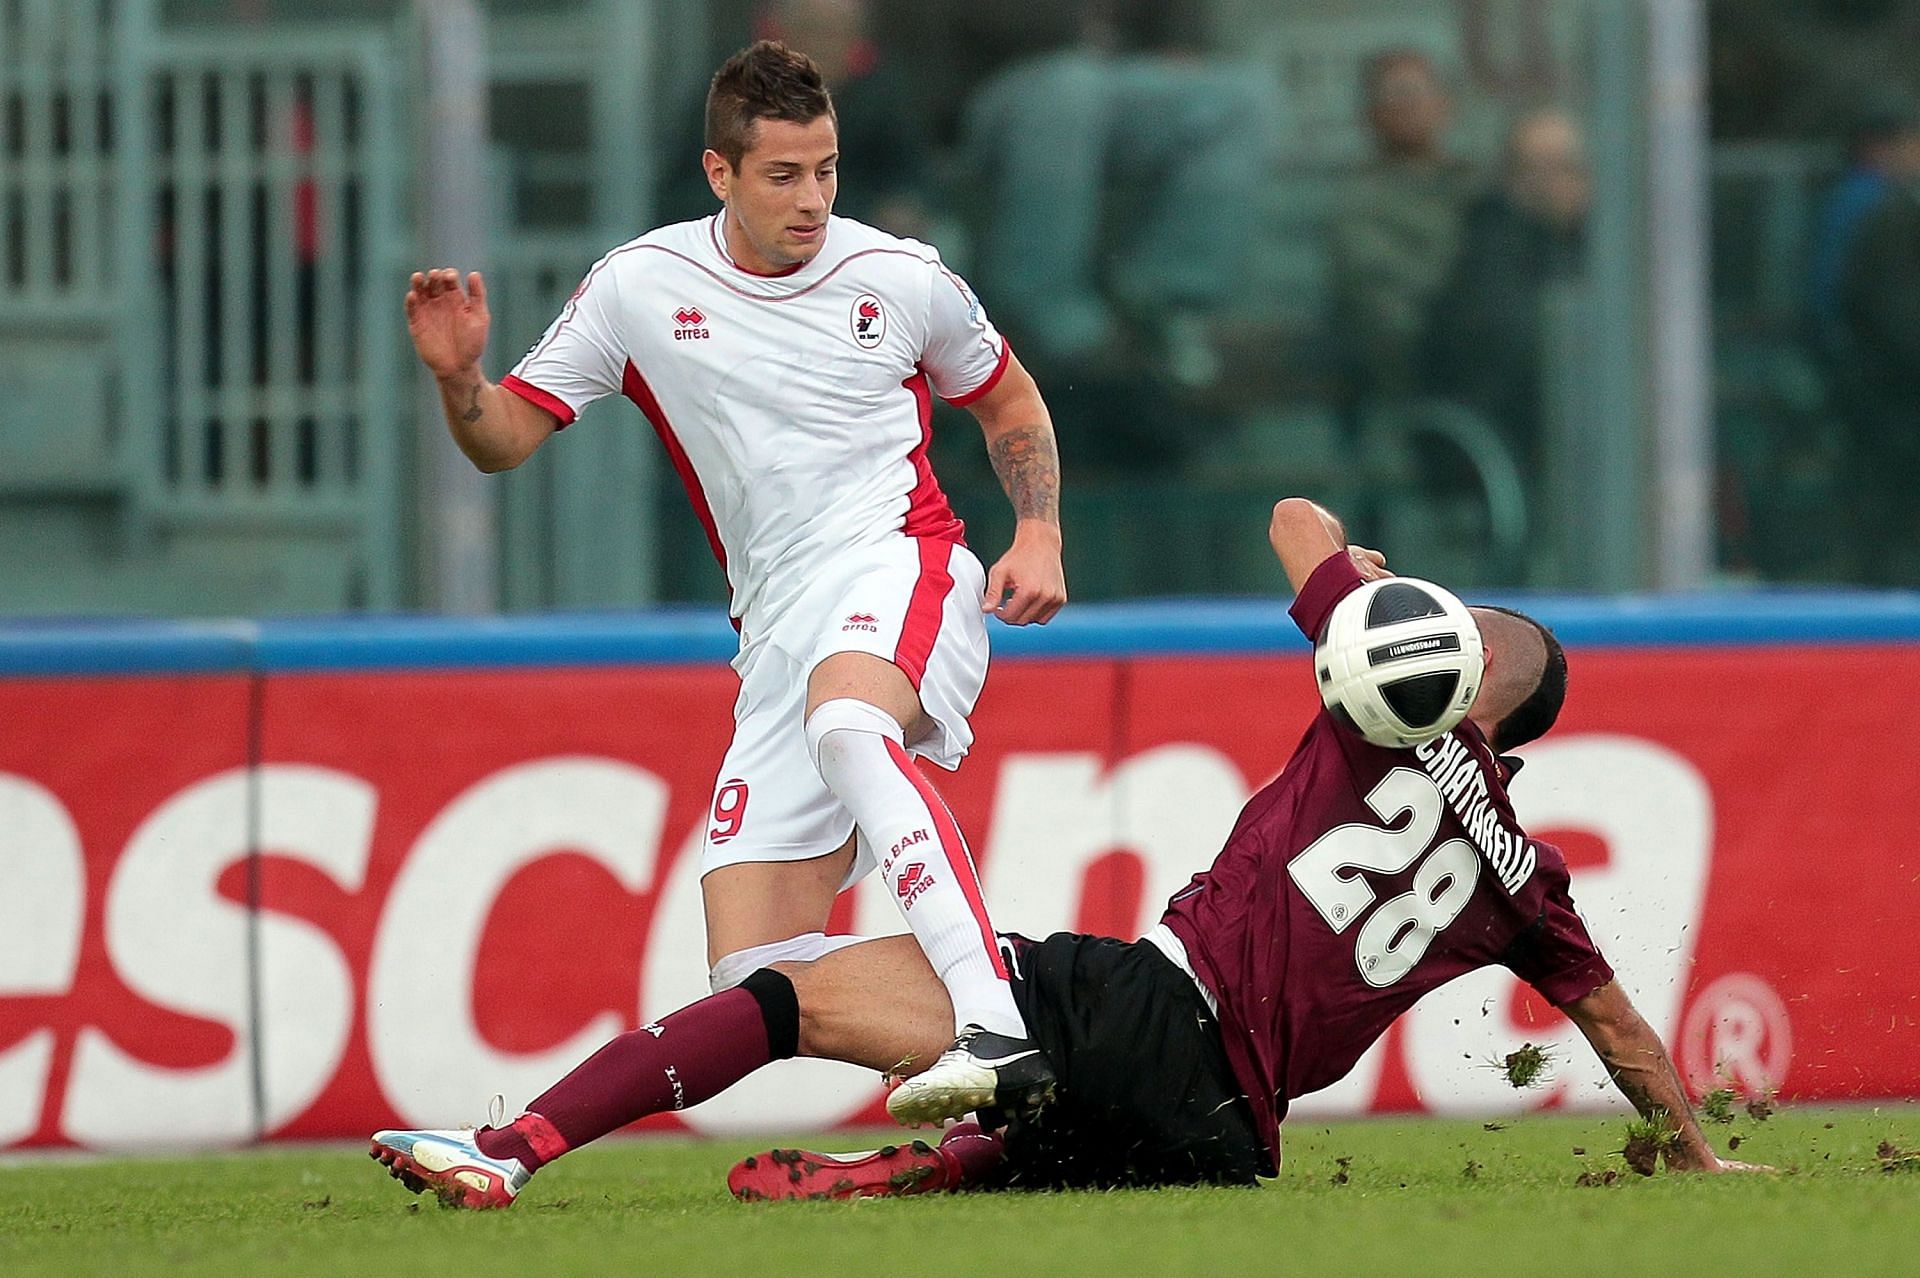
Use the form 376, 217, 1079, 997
64, 767, 376, 1147
1402, 736, 1713, 1115
0, 775, 86, 1145
0, 733, 1727, 1148
980, 747, 1249, 940
368, 759, 669, 1126
1680, 972, 1792, 1096
645, 826, 907, 1134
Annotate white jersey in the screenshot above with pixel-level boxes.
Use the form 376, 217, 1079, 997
503, 213, 1010, 646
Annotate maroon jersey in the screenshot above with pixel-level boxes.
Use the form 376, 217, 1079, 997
1160, 553, 1614, 1168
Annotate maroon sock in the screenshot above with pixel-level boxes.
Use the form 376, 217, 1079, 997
476, 972, 799, 1170
939, 1119, 1008, 1186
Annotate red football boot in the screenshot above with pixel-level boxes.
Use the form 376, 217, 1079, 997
727, 1140, 961, 1201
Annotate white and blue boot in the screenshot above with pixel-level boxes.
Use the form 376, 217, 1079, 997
369, 1127, 531, 1210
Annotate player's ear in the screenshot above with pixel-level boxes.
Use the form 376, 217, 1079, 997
1469, 609, 1497, 677
702, 149, 731, 203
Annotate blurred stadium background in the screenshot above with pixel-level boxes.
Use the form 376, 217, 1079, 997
3, 0, 1919, 1159
4, 0, 1915, 616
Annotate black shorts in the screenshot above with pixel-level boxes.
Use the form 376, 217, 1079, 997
996, 932, 1272, 1189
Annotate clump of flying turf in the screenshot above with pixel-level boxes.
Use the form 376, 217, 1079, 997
1493, 1042, 1555, 1089
1620, 1113, 1680, 1177
1877, 1141, 1919, 1174
1329, 1156, 1353, 1187
1699, 1087, 1736, 1125
1743, 1087, 1777, 1123
1461, 1158, 1482, 1182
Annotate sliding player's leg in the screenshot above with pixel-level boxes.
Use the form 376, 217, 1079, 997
368, 936, 947, 1210
727, 1117, 1008, 1202
369, 966, 804, 1209
727, 940, 1012, 1201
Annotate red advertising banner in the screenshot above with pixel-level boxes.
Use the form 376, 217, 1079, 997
2, 645, 1916, 1149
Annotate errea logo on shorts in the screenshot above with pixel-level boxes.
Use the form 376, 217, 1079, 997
850, 293, 885, 348
842, 612, 879, 633
673, 306, 710, 341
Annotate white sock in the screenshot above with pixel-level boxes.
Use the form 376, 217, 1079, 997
806, 697, 1026, 1039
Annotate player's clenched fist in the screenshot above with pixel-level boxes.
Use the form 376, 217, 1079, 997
405, 268, 491, 378
982, 523, 1067, 626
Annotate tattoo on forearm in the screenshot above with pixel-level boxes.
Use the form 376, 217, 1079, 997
460, 381, 484, 425
987, 424, 1060, 522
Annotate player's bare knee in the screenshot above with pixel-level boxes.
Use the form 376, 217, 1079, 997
771, 959, 838, 1057
804, 653, 918, 726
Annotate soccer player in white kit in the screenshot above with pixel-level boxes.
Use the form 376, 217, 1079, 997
400, 41, 1065, 1131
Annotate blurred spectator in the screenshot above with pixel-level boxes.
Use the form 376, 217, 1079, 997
1809, 90, 1920, 356
960, 2, 1280, 469
1325, 50, 1481, 412
658, 0, 938, 237
1832, 123, 1920, 585
1422, 107, 1591, 488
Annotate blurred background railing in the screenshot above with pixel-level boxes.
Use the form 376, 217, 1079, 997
2, 0, 1914, 616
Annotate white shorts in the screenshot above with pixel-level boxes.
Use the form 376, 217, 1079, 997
698, 536, 990, 888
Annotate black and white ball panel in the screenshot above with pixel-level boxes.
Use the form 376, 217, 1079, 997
1313, 575, 1485, 749
1364, 581, 1448, 627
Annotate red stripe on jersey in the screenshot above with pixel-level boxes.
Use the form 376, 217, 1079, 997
893, 536, 955, 691
621, 359, 732, 589
500, 374, 577, 427
941, 341, 1010, 408
884, 736, 1008, 981
900, 370, 965, 543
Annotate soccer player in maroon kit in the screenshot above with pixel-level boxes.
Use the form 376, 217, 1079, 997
372, 497, 1762, 1207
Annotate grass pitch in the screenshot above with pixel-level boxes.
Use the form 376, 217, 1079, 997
3, 1108, 1915, 1277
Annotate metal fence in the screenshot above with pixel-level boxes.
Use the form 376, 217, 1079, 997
1, 0, 405, 613
138, 21, 404, 603
0, 0, 127, 510
2, 1, 1858, 615
0, 0, 667, 615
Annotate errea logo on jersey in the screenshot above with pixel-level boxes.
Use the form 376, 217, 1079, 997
673, 306, 710, 341
850, 293, 885, 348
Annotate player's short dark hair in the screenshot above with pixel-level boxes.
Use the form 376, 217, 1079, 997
704, 40, 835, 171
1480, 606, 1567, 752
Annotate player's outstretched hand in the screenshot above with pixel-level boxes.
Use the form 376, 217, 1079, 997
405, 268, 490, 378
983, 524, 1067, 625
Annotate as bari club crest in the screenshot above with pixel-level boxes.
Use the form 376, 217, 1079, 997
850, 293, 885, 348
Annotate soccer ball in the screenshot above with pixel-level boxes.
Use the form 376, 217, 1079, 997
1314, 577, 1485, 748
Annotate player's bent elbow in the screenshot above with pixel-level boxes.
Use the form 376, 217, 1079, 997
468, 421, 550, 474
472, 449, 525, 475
